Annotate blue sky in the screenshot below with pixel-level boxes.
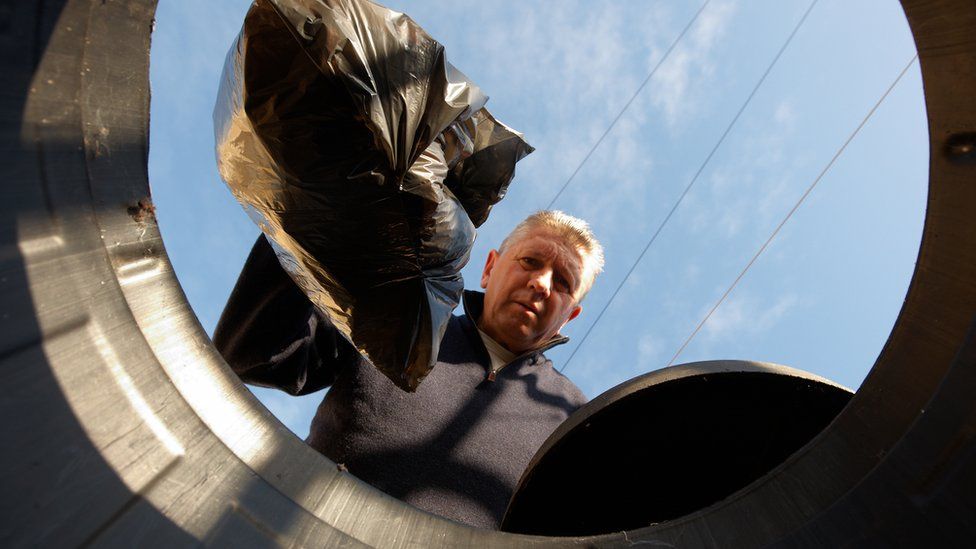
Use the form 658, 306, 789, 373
149, 0, 927, 438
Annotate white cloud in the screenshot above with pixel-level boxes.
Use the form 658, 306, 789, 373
683, 96, 803, 243
637, 332, 664, 367
774, 100, 796, 127
650, 0, 737, 129
701, 292, 798, 342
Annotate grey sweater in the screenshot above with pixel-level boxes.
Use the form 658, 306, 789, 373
214, 236, 587, 529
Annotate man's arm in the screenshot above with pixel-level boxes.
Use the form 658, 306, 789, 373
213, 235, 360, 395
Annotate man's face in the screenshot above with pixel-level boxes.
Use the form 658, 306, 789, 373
479, 228, 584, 353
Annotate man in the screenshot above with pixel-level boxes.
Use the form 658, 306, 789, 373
214, 210, 604, 529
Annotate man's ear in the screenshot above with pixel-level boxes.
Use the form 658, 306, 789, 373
480, 249, 500, 289
566, 305, 583, 322
556, 304, 583, 335
567, 304, 582, 323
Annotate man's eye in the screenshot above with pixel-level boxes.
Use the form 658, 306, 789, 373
554, 277, 570, 292
519, 257, 539, 268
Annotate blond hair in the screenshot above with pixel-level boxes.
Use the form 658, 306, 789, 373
499, 210, 604, 297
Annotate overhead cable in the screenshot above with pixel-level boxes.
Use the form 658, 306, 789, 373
544, 0, 712, 210
666, 54, 919, 367
560, 0, 819, 373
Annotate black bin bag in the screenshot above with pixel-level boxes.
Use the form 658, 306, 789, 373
214, 0, 533, 391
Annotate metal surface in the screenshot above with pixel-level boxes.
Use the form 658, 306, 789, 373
502, 361, 854, 536
0, 0, 974, 547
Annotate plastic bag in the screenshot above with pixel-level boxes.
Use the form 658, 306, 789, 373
214, 0, 533, 391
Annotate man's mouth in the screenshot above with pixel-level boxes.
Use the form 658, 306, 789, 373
515, 302, 539, 315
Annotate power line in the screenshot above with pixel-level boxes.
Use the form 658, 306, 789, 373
545, 0, 712, 211
666, 54, 918, 367
561, 0, 820, 373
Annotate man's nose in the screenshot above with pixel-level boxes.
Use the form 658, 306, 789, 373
528, 270, 552, 297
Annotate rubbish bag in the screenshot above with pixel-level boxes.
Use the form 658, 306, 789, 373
214, 0, 533, 391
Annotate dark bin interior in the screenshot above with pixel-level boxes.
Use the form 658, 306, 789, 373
502, 368, 853, 537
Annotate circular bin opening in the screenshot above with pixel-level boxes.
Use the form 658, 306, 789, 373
503, 361, 853, 536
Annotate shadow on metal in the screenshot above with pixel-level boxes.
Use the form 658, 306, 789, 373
0, 0, 195, 545
0, 0, 974, 546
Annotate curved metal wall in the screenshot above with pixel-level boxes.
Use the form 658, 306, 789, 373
0, 0, 973, 546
